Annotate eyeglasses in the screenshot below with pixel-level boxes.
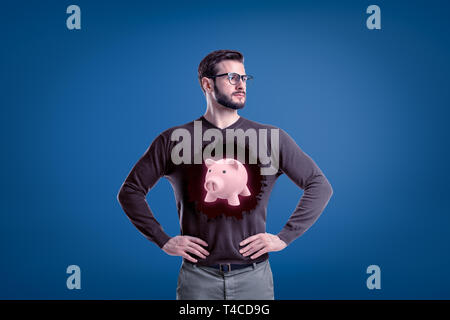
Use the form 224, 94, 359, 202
207, 72, 254, 85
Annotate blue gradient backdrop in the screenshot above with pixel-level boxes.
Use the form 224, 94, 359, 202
1, 0, 449, 299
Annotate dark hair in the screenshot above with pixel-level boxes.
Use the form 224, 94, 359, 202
198, 49, 244, 94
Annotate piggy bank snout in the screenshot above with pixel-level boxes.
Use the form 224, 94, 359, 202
204, 177, 224, 193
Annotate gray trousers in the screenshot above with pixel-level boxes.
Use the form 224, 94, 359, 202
176, 259, 274, 300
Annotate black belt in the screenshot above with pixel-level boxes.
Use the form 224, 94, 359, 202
185, 259, 266, 273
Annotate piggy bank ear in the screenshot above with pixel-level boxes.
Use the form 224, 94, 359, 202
205, 158, 215, 168
224, 158, 239, 170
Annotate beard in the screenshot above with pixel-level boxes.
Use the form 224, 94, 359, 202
214, 85, 246, 110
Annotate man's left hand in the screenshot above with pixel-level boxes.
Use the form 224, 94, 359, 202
239, 233, 287, 259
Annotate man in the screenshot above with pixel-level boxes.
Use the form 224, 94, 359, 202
117, 49, 333, 300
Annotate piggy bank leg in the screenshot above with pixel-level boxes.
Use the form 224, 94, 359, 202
240, 185, 251, 197
227, 193, 240, 206
204, 192, 217, 203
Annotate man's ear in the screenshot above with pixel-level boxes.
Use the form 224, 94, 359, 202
205, 158, 215, 168
202, 77, 212, 93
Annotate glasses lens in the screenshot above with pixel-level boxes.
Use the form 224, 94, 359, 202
229, 73, 240, 85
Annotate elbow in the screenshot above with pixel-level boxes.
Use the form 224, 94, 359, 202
117, 182, 146, 204
328, 182, 334, 199
324, 178, 333, 200
314, 173, 333, 200
117, 184, 128, 205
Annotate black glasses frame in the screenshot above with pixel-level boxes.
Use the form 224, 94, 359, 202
207, 72, 254, 85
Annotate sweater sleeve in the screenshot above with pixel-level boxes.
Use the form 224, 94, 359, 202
117, 133, 172, 249
276, 128, 333, 246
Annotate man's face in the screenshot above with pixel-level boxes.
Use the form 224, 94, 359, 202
211, 60, 247, 110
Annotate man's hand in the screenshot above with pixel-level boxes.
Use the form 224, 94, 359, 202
162, 235, 210, 263
239, 233, 287, 259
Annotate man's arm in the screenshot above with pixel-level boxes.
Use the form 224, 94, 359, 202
117, 133, 172, 249
276, 128, 333, 246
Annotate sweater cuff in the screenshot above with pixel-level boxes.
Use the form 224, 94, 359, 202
152, 230, 172, 249
277, 228, 305, 247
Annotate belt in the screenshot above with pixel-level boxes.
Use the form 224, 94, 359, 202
185, 259, 266, 273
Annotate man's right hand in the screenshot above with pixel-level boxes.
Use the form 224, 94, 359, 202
162, 235, 210, 263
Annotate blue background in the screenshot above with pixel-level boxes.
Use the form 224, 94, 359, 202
1, 0, 449, 299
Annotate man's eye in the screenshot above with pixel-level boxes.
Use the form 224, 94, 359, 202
222, 170, 226, 174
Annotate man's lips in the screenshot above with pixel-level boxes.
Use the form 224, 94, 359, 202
234, 93, 245, 97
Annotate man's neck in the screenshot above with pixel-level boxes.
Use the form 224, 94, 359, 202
203, 105, 240, 129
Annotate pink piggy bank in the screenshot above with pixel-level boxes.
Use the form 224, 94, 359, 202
203, 158, 251, 206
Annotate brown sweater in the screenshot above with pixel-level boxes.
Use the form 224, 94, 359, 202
117, 115, 333, 266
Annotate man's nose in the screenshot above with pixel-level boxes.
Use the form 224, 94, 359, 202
235, 78, 245, 90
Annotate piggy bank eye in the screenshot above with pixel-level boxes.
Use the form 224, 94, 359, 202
222, 170, 226, 174
208, 169, 211, 172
